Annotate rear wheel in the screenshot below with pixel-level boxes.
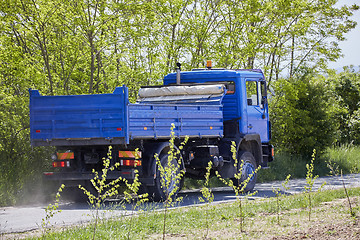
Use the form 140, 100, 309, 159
231, 151, 257, 192
149, 148, 183, 201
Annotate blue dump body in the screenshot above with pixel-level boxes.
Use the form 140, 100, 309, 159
30, 69, 273, 200
29, 86, 224, 146
30, 87, 129, 146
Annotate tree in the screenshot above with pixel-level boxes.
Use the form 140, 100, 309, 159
328, 66, 360, 144
270, 69, 336, 157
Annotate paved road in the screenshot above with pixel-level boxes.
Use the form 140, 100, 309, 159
1, 173, 360, 234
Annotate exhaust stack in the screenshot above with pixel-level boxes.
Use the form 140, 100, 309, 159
176, 62, 181, 85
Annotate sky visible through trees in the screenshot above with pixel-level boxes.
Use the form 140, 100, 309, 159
329, 0, 360, 69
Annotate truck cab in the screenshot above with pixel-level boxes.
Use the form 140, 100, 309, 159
162, 69, 273, 184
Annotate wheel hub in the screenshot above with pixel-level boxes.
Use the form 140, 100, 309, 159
243, 162, 256, 181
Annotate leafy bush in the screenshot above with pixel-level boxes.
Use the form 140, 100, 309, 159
0, 93, 53, 206
270, 70, 336, 157
331, 67, 360, 144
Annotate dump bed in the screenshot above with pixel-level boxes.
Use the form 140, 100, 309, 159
30, 86, 224, 146
30, 87, 129, 146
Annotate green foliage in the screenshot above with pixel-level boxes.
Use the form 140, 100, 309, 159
79, 147, 122, 207
340, 170, 356, 221
79, 146, 149, 240
0, 91, 53, 206
328, 66, 360, 144
258, 152, 308, 182
258, 145, 360, 184
199, 161, 214, 204
270, 70, 336, 157
0, 0, 357, 93
326, 147, 357, 221
304, 149, 326, 222
324, 144, 360, 175
121, 149, 148, 240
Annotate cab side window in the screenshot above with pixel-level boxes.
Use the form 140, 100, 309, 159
246, 81, 259, 106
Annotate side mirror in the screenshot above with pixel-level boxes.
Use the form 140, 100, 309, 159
261, 96, 267, 105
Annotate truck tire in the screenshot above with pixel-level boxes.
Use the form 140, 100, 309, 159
231, 151, 257, 192
149, 149, 183, 201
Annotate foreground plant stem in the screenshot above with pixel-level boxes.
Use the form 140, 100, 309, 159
341, 170, 355, 219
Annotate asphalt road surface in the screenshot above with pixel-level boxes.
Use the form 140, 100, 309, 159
1, 173, 360, 234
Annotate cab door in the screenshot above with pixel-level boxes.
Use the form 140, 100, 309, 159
245, 79, 270, 142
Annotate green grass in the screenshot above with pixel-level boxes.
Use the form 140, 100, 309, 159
183, 145, 360, 188
323, 144, 360, 174
257, 152, 308, 182
26, 187, 360, 240
257, 145, 360, 183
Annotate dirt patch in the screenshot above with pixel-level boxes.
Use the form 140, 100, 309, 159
270, 198, 360, 240
273, 221, 360, 240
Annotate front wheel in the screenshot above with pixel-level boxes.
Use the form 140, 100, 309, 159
231, 151, 257, 192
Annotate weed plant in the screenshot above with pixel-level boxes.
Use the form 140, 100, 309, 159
326, 155, 356, 220
340, 170, 356, 220
258, 145, 360, 184
122, 149, 148, 240
198, 161, 214, 239
216, 141, 260, 232
272, 174, 291, 225
304, 149, 326, 222
155, 123, 188, 240
41, 184, 65, 237
186, 145, 360, 189
257, 152, 308, 182
78, 146, 124, 240
183, 175, 225, 189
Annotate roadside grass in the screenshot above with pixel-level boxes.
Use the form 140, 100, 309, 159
26, 187, 360, 240
257, 145, 360, 183
324, 144, 360, 174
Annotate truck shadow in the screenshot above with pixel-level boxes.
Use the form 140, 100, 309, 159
58, 186, 292, 211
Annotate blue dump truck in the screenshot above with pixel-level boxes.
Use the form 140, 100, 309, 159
30, 65, 273, 201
